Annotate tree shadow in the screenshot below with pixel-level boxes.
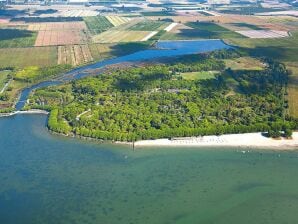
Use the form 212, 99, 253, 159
0, 29, 35, 41
33, 9, 58, 15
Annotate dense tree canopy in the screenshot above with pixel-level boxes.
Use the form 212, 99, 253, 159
27, 51, 297, 141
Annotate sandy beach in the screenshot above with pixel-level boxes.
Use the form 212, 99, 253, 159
135, 132, 298, 149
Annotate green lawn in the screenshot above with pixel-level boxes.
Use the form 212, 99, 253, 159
0, 28, 37, 48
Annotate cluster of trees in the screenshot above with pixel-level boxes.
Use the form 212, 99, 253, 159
47, 108, 71, 135
29, 53, 297, 141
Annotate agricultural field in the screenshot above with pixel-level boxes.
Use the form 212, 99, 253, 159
88, 43, 114, 61
58, 45, 93, 66
224, 57, 265, 71
92, 30, 153, 43
29, 22, 89, 46
105, 16, 131, 27
235, 30, 289, 39
60, 10, 99, 17
129, 20, 167, 31
28, 22, 87, 31
0, 47, 57, 68
0, 28, 37, 48
83, 16, 114, 35
219, 23, 262, 31
161, 22, 244, 40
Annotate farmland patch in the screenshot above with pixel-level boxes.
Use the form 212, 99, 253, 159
0, 47, 57, 68
92, 30, 153, 43
106, 16, 131, 27
129, 20, 166, 31
224, 57, 265, 71
235, 30, 289, 39
58, 45, 93, 66
84, 16, 114, 35
29, 22, 89, 46
0, 28, 37, 48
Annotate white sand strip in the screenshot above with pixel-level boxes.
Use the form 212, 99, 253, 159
164, 23, 178, 32
135, 132, 298, 149
141, 31, 158, 41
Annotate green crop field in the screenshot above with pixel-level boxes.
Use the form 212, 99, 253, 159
0, 47, 57, 68
84, 16, 114, 35
185, 22, 245, 39
129, 20, 166, 31
0, 28, 37, 48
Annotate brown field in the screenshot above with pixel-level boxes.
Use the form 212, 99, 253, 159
29, 22, 89, 46
0, 47, 57, 68
35, 30, 88, 46
58, 45, 93, 66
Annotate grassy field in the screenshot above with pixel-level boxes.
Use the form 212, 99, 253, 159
84, 16, 114, 35
92, 30, 152, 43
230, 22, 262, 30
161, 22, 245, 40
129, 20, 166, 31
0, 47, 57, 68
181, 71, 218, 80
227, 31, 298, 61
224, 57, 265, 71
0, 28, 37, 48
105, 16, 131, 27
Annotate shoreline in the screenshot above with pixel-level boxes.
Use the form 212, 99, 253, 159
134, 132, 298, 150
0, 109, 49, 117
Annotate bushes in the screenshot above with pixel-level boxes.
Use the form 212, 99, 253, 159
14, 64, 72, 83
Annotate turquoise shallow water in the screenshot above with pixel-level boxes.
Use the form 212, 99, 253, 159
1, 114, 298, 224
